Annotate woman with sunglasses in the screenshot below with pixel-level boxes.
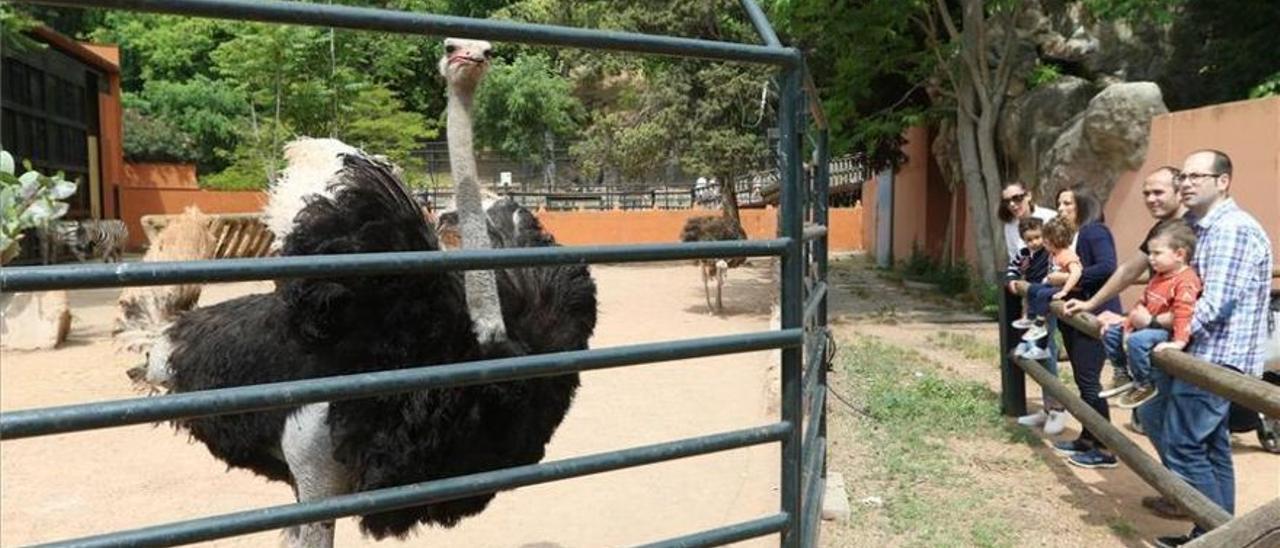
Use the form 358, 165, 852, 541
999, 182, 1066, 433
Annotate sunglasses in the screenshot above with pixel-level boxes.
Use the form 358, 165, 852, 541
1002, 193, 1027, 205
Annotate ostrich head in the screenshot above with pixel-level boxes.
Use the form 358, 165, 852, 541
437, 38, 493, 94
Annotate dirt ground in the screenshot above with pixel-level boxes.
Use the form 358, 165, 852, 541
820, 253, 1279, 547
1, 261, 784, 547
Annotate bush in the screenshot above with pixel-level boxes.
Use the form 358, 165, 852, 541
123, 109, 199, 163
900, 242, 936, 281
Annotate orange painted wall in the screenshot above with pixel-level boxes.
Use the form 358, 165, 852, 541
119, 162, 266, 249
123, 163, 200, 189
98, 69, 124, 219
1105, 96, 1280, 299
535, 207, 864, 251
892, 126, 931, 261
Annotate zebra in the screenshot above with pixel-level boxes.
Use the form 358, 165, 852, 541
37, 219, 128, 263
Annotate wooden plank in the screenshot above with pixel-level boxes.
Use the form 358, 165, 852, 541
1011, 354, 1233, 530
1185, 498, 1280, 548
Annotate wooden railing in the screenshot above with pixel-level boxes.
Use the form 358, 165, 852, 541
141, 213, 274, 258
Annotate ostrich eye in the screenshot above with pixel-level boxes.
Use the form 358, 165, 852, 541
483, 49, 494, 59
445, 44, 457, 54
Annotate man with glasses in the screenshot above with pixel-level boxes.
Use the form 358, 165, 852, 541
1153, 149, 1272, 547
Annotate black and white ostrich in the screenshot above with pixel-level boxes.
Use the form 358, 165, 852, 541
680, 215, 747, 314
135, 38, 595, 548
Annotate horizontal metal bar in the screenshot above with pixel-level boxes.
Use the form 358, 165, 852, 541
635, 513, 789, 548
739, 0, 781, 47
1012, 355, 1232, 529
803, 282, 827, 324
1, 239, 790, 293
802, 225, 828, 241
24, 0, 800, 67
36, 423, 792, 548
1, 329, 802, 440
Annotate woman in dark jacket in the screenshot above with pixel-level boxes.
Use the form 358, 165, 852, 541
1051, 185, 1123, 468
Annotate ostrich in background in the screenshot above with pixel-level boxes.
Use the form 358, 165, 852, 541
681, 214, 747, 314
131, 38, 596, 547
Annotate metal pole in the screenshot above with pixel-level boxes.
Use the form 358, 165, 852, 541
25, 0, 800, 67
777, 63, 804, 548
814, 129, 830, 469
739, 0, 782, 47
998, 285, 1026, 416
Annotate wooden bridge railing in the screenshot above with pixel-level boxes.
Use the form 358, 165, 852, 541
141, 213, 275, 259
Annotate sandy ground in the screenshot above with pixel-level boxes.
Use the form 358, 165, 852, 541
1, 261, 783, 547
821, 253, 1279, 546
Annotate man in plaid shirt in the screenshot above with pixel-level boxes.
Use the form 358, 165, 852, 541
1153, 150, 1273, 548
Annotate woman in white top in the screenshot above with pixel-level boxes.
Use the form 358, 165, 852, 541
998, 182, 1065, 433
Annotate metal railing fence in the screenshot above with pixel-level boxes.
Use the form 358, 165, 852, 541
1, 1, 832, 546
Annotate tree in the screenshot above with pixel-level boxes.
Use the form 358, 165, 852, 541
473, 54, 582, 187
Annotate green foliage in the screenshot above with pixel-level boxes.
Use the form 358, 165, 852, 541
122, 108, 199, 163
125, 76, 247, 173
474, 54, 582, 163
1160, 0, 1280, 110
340, 84, 436, 172
0, 5, 43, 53
0, 150, 78, 264
1084, 0, 1184, 24
1026, 61, 1062, 90
1249, 72, 1280, 99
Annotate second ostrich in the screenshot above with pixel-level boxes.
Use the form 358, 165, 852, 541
680, 215, 747, 314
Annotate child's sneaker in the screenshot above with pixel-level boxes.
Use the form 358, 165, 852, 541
1100, 368, 1134, 398
1016, 410, 1048, 427
1118, 383, 1158, 409
1022, 323, 1049, 342
1044, 410, 1069, 435
1020, 345, 1051, 361
1012, 318, 1036, 329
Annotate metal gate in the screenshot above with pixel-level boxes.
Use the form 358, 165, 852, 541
0, 1, 832, 546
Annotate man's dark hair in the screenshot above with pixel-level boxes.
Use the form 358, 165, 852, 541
1150, 219, 1197, 263
1150, 166, 1182, 183
1018, 216, 1044, 238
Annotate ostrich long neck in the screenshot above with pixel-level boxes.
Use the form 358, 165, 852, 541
448, 83, 507, 343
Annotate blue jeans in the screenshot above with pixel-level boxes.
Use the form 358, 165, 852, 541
1025, 283, 1058, 318
1101, 325, 1169, 386
1162, 377, 1234, 533
1136, 365, 1175, 462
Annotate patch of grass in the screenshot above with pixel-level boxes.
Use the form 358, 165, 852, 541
834, 335, 1019, 547
928, 331, 1000, 363
1107, 517, 1139, 538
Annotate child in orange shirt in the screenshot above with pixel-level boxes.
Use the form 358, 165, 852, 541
1101, 221, 1201, 408
1019, 217, 1082, 350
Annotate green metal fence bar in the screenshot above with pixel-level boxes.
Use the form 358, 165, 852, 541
778, 64, 806, 548
813, 129, 831, 460
803, 282, 827, 325
2, 329, 801, 440
1, 240, 790, 293
23, 0, 800, 67
636, 513, 790, 548
739, 0, 782, 47
803, 333, 827, 400
35, 423, 792, 548
799, 449, 826, 548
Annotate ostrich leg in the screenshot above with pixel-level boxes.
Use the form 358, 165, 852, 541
715, 260, 727, 314
282, 403, 347, 548
701, 263, 714, 314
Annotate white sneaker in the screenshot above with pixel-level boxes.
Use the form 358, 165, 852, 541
1099, 382, 1135, 399
1044, 410, 1068, 435
1017, 410, 1048, 427
1022, 325, 1048, 341
1012, 318, 1036, 329
1021, 345, 1051, 361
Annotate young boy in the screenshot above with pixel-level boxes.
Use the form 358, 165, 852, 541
1008, 217, 1051, 359
1019, 217, 1081, 350
1101, 220, 1201, 408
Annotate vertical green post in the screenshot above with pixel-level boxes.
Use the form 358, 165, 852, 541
778, 63, 804, 548
814, 129, 829, 454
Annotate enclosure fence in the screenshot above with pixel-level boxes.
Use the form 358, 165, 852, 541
0, 1, 832, 546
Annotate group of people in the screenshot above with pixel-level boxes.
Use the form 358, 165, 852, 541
1000, 149, 1273, 547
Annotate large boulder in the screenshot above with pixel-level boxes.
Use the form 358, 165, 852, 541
1039, 82, 1168, 204
999, 75, 1098, 185
0, 291, 71, 350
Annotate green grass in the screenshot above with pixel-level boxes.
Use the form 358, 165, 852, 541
1107, 517, 1139, 538
835, 335, 1029, 546
927, 331, 1000, 363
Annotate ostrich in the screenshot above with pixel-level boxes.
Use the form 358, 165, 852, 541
132, 39, 596, 546
116, 206, 217, 355
680, 215, 747, 314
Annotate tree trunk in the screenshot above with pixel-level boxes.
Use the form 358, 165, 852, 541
956, 94, 998, 284
718, 173, 741, 226
543, 129, 556, 189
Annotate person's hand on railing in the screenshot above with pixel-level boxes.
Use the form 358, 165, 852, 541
1062, 298, 1091, 316
1007, 280, 1029, 295
1094, 310, 1125, 337
1153, 340, 1186, 353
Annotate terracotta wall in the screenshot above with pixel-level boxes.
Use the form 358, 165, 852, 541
1105, 96, 1280, 298
891, 126, 931, 261
119, 162, 266, 249
536, 207, 864, 251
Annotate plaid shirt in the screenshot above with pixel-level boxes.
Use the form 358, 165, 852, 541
1187, 198, 1274, 376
